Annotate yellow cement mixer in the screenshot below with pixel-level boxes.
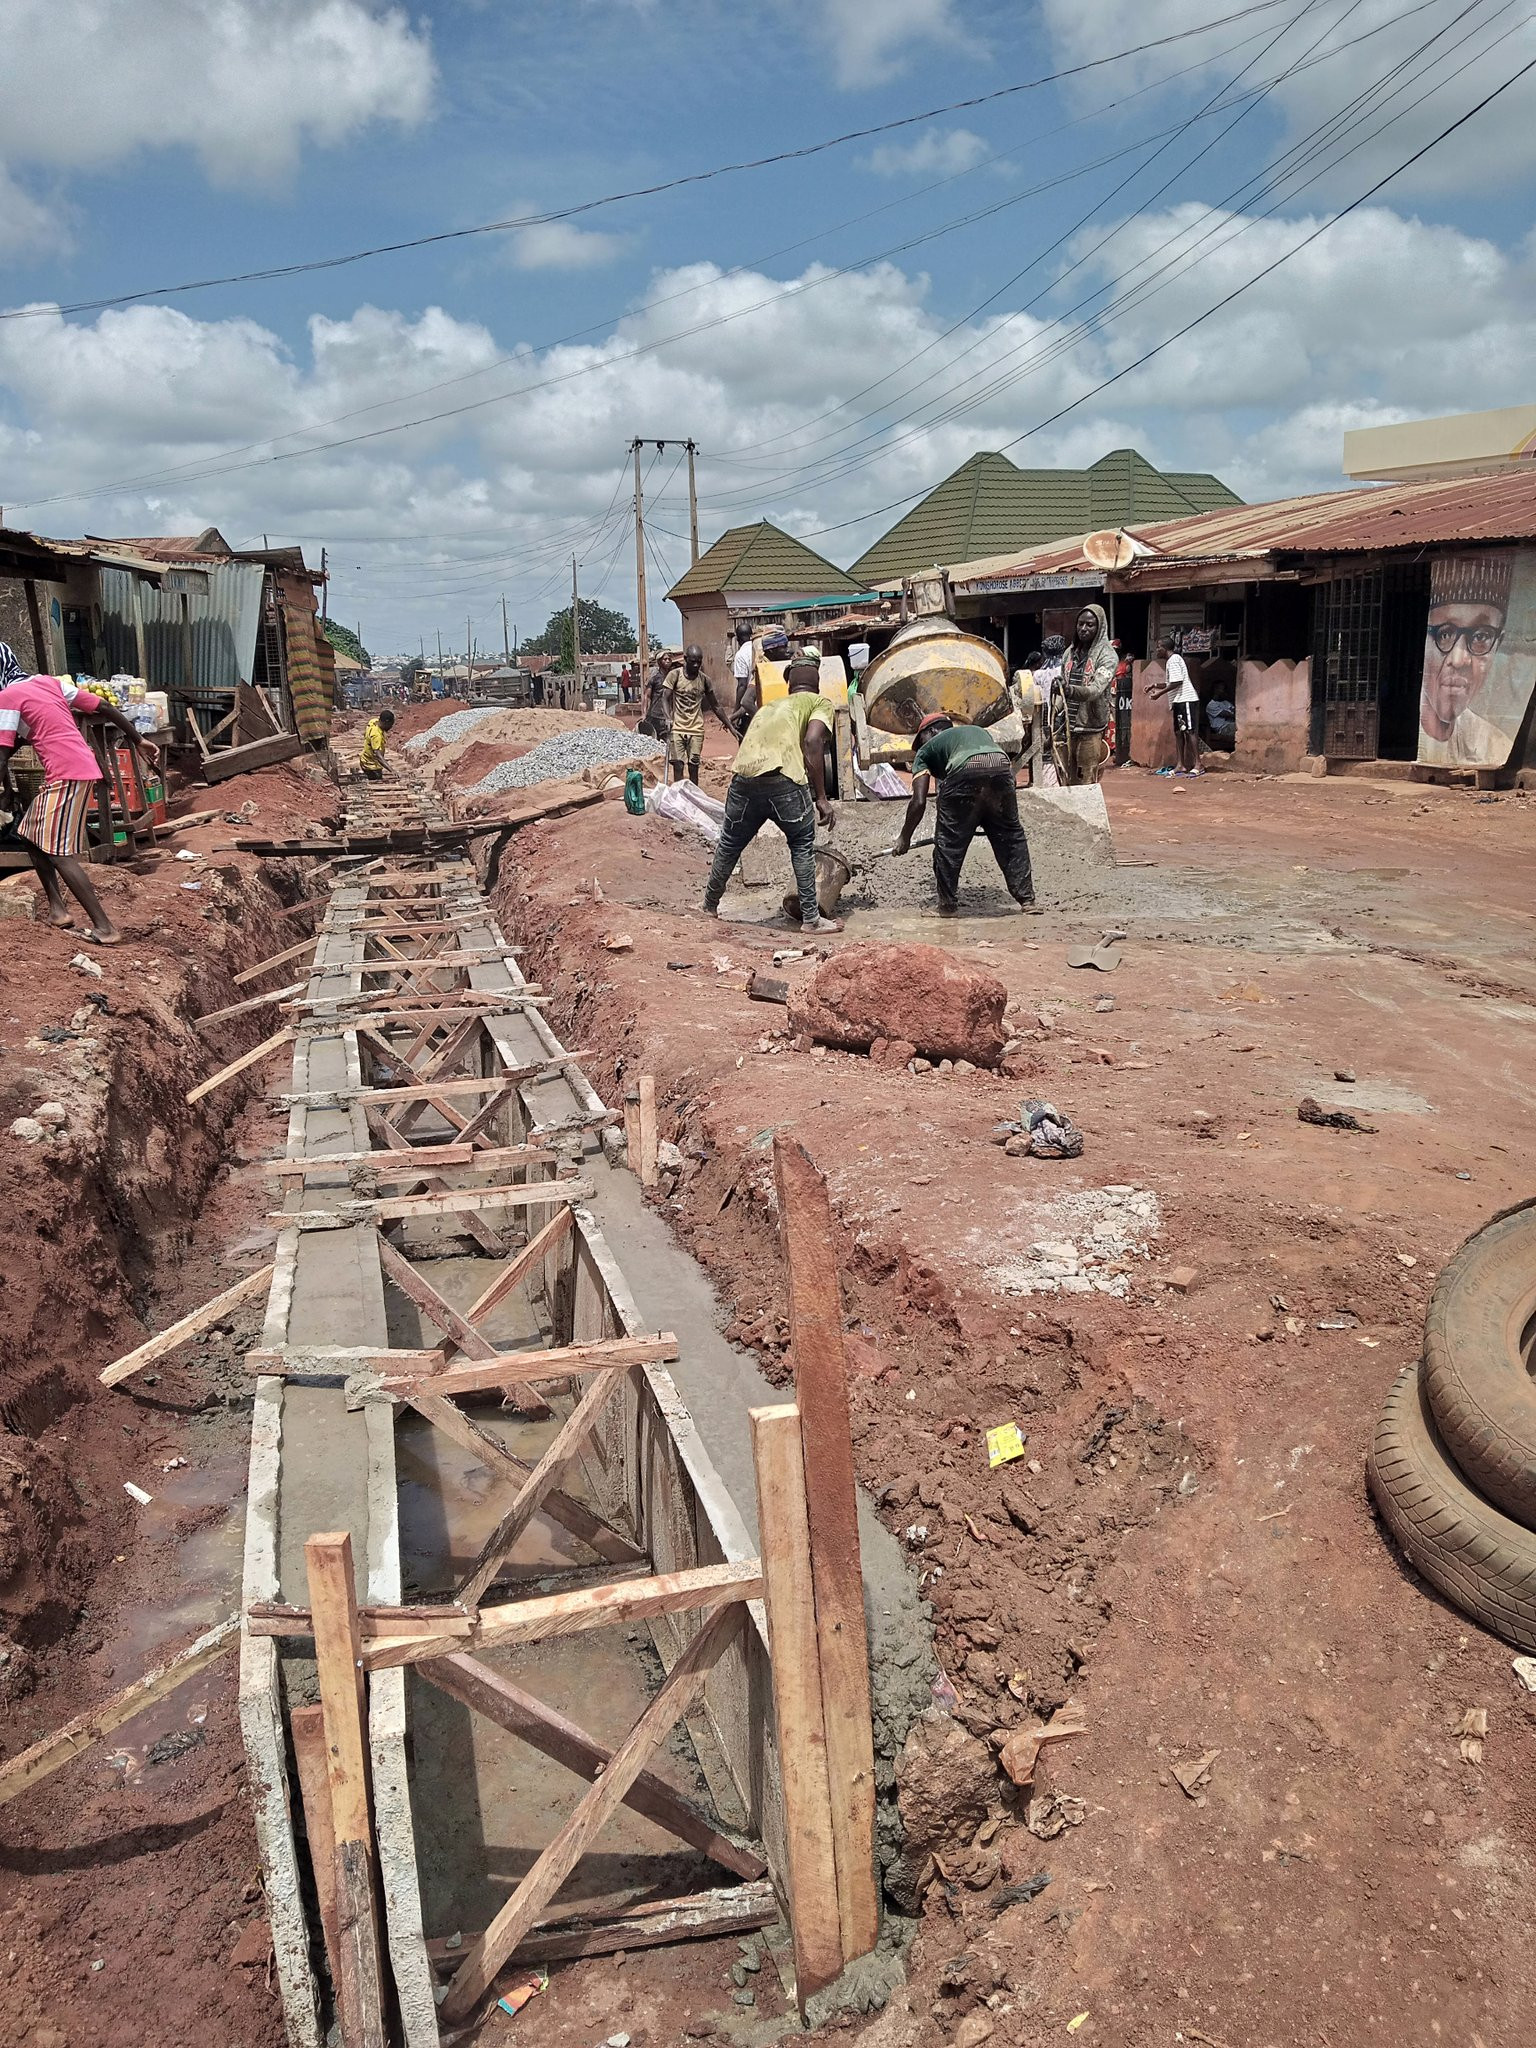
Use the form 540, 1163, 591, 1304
857, 615, 1012, 735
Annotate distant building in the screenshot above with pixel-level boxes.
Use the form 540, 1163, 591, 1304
667, 521, 860, 680
847, 448, 1241, 588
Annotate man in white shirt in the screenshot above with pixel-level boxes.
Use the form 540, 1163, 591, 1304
1150, 637, 1201, 775
730, 620, 758, 736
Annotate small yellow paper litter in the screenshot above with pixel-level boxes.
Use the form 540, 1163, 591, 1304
987, 1422, 1028, 1468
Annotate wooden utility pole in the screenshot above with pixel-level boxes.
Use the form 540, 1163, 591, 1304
436, 628, 443, 679
632, 438, 649, 672
571, 555, 582, 707
466, 615, 472, 685
686, 439, 700, 564
320, 546, 329, 623
501, 595, 511, 665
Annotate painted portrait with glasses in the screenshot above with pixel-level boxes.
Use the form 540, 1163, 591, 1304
1418, 549, 1536, 768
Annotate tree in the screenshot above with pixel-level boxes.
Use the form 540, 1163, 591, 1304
323, 620, 371, 669
520, 598, 638, 665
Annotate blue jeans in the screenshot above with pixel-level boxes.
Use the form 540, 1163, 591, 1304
703, 771, 820, 916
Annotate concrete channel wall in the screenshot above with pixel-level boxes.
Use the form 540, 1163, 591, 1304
240, 842, 783, 2044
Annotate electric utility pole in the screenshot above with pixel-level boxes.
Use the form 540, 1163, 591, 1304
571, 555, 582, 709
687, 439, 699, 564
501, 595, 511, 666
632, 438, 649, 674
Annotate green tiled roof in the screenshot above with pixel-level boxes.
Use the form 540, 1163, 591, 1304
667, 521, 860, 601
848, 448, 1242, 585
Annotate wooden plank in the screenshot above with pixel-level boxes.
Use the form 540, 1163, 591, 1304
456, 1205, 574, 1337
750, 1403, 844, 1999
452, 1084, 517, 1147
187, 1026, 295, 1106
257, 1141, 552, 1176
100, 1263, 274, 1387
196, 980, 308, 1029
276, 894, 327, 922
456, 1365, 630, 1605
281, 1054, 593, 1109
403, 1393, 643, 1567
289, 1704, 343, 1992
375, 1237, 550, 1420
376, 1331, 673, 1400
305, 1532, 387, 2048
438, 1600, 746, 2022
425, 1881, 777, 1970
772, 1136, 879, 1964
637, 1072, 658, 1190
247, 1602, 475, 1641
420, 1653, 766, 1879
232, 935, 318, 986
0, 1616, 238, 1808
202, 732, 304, 781
363, 1562, 764, 1672
274, 1177, 592, 1229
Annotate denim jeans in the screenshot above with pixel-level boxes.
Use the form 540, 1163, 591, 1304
703, 771, 819, 916
933, 759, 1035, 908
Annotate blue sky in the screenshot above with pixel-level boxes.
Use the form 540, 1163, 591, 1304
2, 0, 1534, 656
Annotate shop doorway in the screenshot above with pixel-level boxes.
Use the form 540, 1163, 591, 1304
1309, 561, 1431, 760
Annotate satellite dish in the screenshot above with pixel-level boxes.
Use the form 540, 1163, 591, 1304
1083, 529, 1139, 571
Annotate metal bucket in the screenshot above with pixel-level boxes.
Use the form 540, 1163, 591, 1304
782, 844, 854, 922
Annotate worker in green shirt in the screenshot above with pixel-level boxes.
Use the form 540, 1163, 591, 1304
893, 712, 1041, 915
702, 653, 842, 931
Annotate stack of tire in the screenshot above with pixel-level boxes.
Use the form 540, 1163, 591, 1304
1367, 1199, 1536, 1651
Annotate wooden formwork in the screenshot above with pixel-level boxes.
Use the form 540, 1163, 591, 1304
232, 776, 879, 2043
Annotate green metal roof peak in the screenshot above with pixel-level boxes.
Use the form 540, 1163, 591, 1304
667, 519, 859, 601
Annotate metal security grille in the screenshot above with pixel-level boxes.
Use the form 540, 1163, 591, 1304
1311, 570, 1383, 758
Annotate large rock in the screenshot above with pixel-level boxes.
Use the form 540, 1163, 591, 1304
886, 1709, 998, 1909
787, 943, 1009, 1065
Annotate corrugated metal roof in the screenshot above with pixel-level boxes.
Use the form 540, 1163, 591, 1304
93, 528, 233, 561
667, 521, 859, 601
0, 527, 168, 579
849, 448, 1241, 586
947, 469, 1536, 589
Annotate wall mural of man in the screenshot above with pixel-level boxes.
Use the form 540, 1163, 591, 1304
1418, 550, 1536, 769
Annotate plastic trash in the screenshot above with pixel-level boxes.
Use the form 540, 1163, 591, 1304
648, 779, 726, 845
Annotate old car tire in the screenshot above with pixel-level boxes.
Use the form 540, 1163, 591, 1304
1422, 1198, 1536, 1527
1367, 1364, 1536, 1653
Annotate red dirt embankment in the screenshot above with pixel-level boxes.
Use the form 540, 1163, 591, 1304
0, 755, 334, 2048
486, 771, 1536, 2048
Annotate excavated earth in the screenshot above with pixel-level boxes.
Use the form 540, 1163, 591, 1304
5, 701, 1536, 2048
453, 708, 1536, 2048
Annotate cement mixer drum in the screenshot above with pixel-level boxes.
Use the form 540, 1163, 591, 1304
858, 615, 1011, 735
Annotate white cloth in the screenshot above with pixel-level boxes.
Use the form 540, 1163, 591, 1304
732, 640, 755, 684
1165, 652, 1198, 703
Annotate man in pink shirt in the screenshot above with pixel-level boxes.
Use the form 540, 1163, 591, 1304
0, 643, 158, 944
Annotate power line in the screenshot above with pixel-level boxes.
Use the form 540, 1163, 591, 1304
785, 39, 1536, 549
9, 3, 1401, 517
688, 0, 1510, 516
0, 1, 1301, 326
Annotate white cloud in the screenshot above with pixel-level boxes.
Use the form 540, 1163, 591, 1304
863, 128, 991, 178
505, 208, 629, 273
1036, 0, 1536, 198
0, 0, 435, 186
3, 199, 1534, 649
808, 0, 968, 87
0, 166, 63, 260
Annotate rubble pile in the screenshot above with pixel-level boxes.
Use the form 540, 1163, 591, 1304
979, 1185, 1161, 1298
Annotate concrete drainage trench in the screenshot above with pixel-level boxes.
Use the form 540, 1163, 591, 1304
229, 771, 930, 2045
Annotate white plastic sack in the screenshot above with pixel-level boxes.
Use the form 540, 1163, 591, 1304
856, 763, 908, 799
648, 779, 726, 845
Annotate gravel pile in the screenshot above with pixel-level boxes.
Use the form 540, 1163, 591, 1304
403, 709, 498, 754
467, 725, 663, 793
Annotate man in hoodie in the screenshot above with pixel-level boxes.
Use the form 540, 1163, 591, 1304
1055, 603, 1116, 784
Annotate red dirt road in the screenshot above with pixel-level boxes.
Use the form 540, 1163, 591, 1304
489, 762, 1536, 2046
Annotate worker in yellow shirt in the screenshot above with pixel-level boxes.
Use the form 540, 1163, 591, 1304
702, 653, 841, 931
360, 707, 395, 781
